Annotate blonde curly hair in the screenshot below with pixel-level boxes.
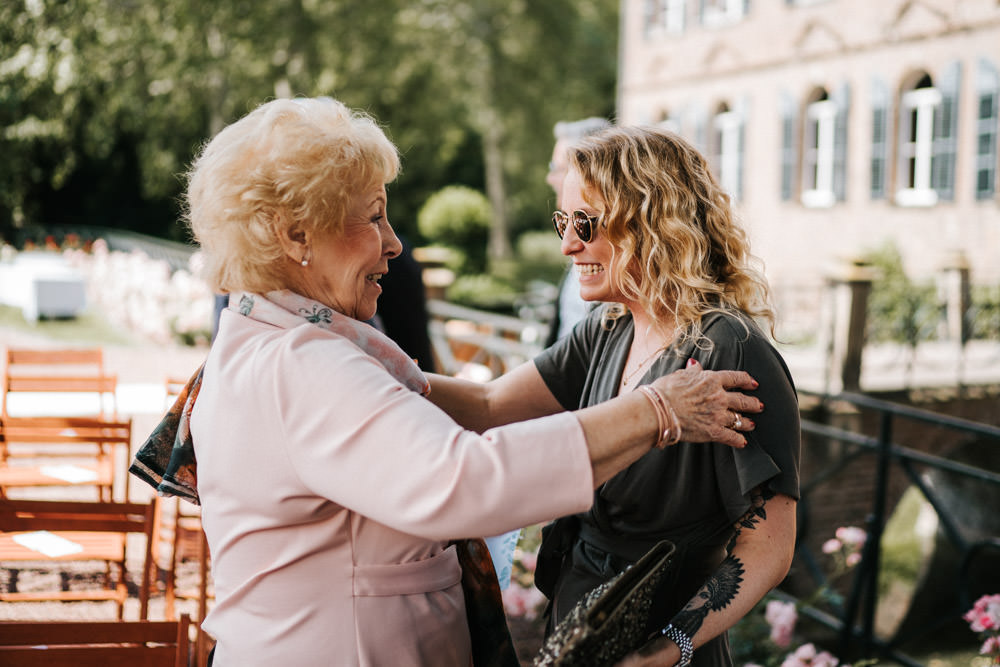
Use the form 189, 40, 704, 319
567, 125, 774, 342
185, 97, 400, 294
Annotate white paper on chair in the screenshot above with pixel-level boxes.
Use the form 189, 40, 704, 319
39, 464, 98, 483
12, 531, 84, 558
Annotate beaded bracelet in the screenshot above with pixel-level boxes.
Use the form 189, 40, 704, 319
636, 385, 681, 448
661, 624, 693, 667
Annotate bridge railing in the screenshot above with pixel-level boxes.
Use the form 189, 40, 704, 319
426, 299, 549, 378
792, 389, 1000, 666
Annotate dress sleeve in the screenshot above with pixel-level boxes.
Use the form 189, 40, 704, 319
696, 315, 801, 521
534, 308, 604, 410
267, 330, 595, 540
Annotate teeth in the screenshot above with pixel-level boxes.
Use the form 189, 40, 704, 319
366, 273, 383, 282
576, 264, 604, 276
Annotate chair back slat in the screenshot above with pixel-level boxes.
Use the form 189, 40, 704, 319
0, 615, 190, 667
0, 498, 160, 619
0, 499, 152, 532
0, 618, 182, 644
2, 347, 117, 419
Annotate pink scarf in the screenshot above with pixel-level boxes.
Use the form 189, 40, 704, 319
130, 290, 429, 504
236, 290, 430, 395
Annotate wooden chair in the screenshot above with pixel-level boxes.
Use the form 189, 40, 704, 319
0, 416, 133, 501
0, 614, 191, 667
161, 498, 214, 667
2, 347, 117, 419
0, 497, 160, 619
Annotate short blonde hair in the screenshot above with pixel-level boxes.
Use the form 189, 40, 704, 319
567, 126, 774, 341
186, 97, 400, 294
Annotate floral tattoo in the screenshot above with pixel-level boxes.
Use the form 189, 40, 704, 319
665, 486, 774, 642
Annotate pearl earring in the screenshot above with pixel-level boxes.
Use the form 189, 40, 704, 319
301, 258, 309, 267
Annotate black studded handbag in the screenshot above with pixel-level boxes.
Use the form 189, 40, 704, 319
534, 540, 677, 667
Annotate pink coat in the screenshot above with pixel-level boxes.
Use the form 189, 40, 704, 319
193, 310, 593, 665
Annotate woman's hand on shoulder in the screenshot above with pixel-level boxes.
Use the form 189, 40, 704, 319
650, 359, 762, 448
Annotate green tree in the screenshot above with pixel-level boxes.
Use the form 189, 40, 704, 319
1, 0, 618, 259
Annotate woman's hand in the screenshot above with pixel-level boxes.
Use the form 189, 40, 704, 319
650, 359, 762, 448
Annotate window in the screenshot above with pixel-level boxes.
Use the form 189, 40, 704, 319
896, 75, 941, 206
711, 103, 744, 199
802, 94, 836, 207
870, 78, 889, 199
646, 0, 686, 36
895, 65, 961, 207
701, 0, 748, 28
976, 59, 998, 200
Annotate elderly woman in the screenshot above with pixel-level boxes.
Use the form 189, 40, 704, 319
171, 98, 763, 666
429, 127, 800, 667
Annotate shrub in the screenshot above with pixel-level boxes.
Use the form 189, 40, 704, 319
515, 230, 569, 286
446, 273, 519, 313
417, 185, 491, 274
863, 242, 939, 346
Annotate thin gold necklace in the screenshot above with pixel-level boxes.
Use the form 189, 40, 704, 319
620, 345, 667, 386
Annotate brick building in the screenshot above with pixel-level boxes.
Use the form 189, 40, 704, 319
616, 0, 1000, 331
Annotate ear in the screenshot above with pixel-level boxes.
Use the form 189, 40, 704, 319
275, 214, 309, 264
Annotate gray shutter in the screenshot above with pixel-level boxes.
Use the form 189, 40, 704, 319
870, 78, 889, 200
735, 97, 748, 201
976, 59, 999, 200
780, 92, 797, 201
692, 106, 707, 155
931, 61, 961, 201
833, 83, 850, 202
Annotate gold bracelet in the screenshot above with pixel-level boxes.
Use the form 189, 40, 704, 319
637, 385, 669, 449
638, 385, 681, 448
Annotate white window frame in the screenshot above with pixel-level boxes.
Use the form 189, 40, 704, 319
896, 86, 941, 207
664, 0, 686, 33
801, 99, 837, 208
646, 0, 686, 37
713, 110, 741, 197
702, 0, 744, 28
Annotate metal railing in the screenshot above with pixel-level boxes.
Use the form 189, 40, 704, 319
793, 389, 1000, 665
426, 299, 548, 377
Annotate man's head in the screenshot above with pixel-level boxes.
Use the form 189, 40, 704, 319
546, 117, 612, 202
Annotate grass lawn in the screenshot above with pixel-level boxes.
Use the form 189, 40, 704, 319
0, 304, 134, 346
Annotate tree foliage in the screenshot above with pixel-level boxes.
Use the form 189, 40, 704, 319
1, 0, 618, 253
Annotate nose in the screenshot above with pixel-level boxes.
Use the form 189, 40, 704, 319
382, 218, 402, 259
559, 222, 584, 256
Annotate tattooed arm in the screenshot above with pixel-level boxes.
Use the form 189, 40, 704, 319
617, 487, 798, 667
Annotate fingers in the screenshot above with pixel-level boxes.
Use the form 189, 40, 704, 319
714, 426, 747, 448
713, 368, 759, 391
728, 392, 764, 415
727, 411, 754, 432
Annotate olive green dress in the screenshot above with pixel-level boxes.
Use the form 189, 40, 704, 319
534, 307, 801, 666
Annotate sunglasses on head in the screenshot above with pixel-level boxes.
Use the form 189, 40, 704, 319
552, 209, 601, 243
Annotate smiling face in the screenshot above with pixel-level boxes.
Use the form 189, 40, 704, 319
559, 168, 631, 306
299, 183, 401, 321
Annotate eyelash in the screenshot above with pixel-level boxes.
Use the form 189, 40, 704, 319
370, 214, 384, 225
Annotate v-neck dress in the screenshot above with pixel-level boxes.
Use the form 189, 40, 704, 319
534, 307, 801, 666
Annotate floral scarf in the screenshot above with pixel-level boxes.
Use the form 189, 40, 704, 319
129, 290, 430, 504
